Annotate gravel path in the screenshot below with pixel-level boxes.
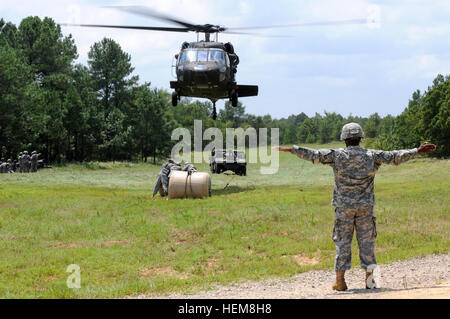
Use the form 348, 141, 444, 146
133, 253, 449, 299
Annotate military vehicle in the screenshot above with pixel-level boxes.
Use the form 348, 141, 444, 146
210, 149, 247, 176
38, 160, 52, 170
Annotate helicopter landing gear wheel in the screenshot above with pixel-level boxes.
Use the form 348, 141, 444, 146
172, 92, 178, 106
231, 92, 238, 107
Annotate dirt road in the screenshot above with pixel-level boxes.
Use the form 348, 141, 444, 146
132, 253, 449, 299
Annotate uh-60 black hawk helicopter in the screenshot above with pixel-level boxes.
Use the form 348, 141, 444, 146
62, 6, 370, 119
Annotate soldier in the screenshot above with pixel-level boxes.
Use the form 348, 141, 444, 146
23, 151, 30, 173
11, 159, 17, 172
7, 159, 13, 173
18, 152, 23, 173
30, 151, 40, 173
153, 159, 182, 197
182, 162, 197, 174
275, 123, 437, 291
0, 160, 7, 174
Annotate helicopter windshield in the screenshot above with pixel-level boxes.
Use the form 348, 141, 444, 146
179, 49, 225, 64
179, 50, 196, 64
209, 50, 225, 62
197, 50, 208, 62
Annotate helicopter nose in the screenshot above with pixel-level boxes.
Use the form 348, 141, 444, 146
181, 64, 224, 85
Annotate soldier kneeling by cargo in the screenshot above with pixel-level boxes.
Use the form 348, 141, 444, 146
275, 123, 437, 291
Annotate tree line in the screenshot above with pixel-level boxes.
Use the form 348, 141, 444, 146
1, 16, 448, 164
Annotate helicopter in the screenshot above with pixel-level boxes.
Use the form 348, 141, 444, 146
170, 38, 257, 121
62, 6, 371, 119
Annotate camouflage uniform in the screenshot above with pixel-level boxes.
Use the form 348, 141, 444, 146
182, 162, 198, 174
291, 144, 419, 270
152, 160, 182, 197
6, 159, 13, 173
0, 161, 7, 173
30, 152, 40, 173
18, 153, 23, 173
23, 152, 30, 173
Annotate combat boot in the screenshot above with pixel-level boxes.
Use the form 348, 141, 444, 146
332, 270, 348, 291
366, 270, 376, 289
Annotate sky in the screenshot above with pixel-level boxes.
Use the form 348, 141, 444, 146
1, 0, 449, 119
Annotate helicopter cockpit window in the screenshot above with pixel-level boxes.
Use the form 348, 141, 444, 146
179, 49, 226, 64
197, 50, 208, 62
179, 50, 196, 64
209, 50, 225, 63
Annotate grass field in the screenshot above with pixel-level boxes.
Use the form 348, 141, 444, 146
0, 142, 449, 298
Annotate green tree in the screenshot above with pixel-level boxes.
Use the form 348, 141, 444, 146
364, 113, 381, 138
132, 84, 174, 163
298, 114, 321, 143
100, 108, 132, 162
218, 101, 246, 127
0, 45, 33, 159
16, 17, 77, 81
88, 38, 138, 160
419, 75, 449, 157
65, 64, 102, 161
88, 38, 138, 116
0, 18, 18, 48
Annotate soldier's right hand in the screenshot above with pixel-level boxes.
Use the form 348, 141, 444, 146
418, 142, 437, 154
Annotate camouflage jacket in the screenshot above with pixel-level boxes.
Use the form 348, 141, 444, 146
291, 145, 419, 207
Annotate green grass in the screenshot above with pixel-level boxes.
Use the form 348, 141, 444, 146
0, 142, 448, 298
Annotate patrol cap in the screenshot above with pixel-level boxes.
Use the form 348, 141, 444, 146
340, 123, 365, 141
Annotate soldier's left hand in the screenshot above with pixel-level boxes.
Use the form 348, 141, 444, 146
273, 146, 292, 153
418, 142, 437, 154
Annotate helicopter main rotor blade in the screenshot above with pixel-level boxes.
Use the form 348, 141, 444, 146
225, 18, 368, 31
60, 23, 190, 33
103, 5, 198, 30
223, 31, 291, 38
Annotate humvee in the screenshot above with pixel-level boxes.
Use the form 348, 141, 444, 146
210, 149, 247, 176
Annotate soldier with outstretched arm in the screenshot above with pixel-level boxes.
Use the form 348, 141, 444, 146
274, 123, 437, 291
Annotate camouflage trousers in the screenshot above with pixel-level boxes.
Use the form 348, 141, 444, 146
333, 206, 377, 271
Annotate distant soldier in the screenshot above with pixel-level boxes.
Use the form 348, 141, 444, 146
30, 151, 41, 172
11, 159, 17, 172
275, 123, 437, 291
23, 151, 30, 173
6, 159, 13, 173
0, 160, 7, 174
18, 152, 23, 173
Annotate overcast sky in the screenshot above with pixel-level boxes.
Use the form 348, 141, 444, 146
2, 0, 449, 119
